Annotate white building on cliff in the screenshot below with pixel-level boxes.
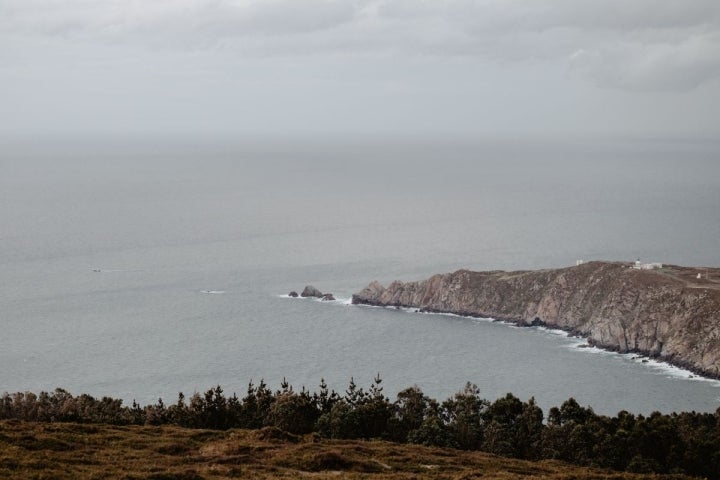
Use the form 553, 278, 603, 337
633, 259, 663, 270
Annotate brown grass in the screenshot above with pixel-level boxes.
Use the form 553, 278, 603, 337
0, 420, 695, 479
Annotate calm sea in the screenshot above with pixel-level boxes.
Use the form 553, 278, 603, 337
1, 135, 719, 415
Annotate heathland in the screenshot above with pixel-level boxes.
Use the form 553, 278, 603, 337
2, 378, 719, 479
0, 420, 701, 480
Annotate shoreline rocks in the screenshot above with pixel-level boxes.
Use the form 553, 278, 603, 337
289, 285, 336, 301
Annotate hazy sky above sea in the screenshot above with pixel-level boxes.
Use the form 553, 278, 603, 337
2, 0, 719, 139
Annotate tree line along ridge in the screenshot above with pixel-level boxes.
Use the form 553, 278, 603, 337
2, 376, 719, 479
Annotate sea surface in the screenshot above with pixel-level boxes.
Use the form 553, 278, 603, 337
1, 135, 719, 416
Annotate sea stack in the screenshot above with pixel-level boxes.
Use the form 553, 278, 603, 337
301, 285, 323, 298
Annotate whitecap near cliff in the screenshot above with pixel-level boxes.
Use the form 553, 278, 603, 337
352, 261, 720, 381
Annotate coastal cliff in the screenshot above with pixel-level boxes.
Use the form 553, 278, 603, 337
352, 261, 720, 379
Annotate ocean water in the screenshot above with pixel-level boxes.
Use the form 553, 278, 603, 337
1, 135, 719, 416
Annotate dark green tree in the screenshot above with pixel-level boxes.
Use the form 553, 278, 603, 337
267, 390, 319, 434
442, 382, 488, 450
391, 386, 428, 442
356, 374, 392, 438
408, 398, 454, 447
313, 378, 339, 415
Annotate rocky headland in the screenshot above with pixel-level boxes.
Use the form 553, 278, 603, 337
352, 261, 720, 379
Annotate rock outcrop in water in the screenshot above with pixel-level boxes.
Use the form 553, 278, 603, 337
352, 261, 720, 379
301, 285, 323, 298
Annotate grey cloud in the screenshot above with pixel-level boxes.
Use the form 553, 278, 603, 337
233, 0, 359, 34
570, 33, 720, 91
0, 0, 361, 39
545, 0, 720, 31
2, 0, 720, 92
373, 0, 720, 34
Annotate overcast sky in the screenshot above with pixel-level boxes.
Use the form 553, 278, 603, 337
2, 0, 719, 139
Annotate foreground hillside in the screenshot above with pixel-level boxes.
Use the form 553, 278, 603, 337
0, 420, 697, 479
353, 261, 720, 378
3, 382, 719, 477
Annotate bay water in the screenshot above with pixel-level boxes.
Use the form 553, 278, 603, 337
1, 135, 719, 415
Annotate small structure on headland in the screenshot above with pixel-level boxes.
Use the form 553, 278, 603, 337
633, 259, 663, 270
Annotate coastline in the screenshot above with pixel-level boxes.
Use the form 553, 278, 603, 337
351, 262, 720, 381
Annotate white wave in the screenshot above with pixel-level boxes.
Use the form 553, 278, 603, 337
398, 306, 421, 314
312, 296, 349, 304
349, 302, 720, 385
565, 343, 720, 386
426, 311, 717, 384
565, 343, 615, 354
627, 355, 720, 385
200, 290, 225, 295
92, 268, 144, 273
278, 294, 351, 304
535, 325, 572, 337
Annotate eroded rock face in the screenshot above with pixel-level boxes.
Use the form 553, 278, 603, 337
301, 285, 323, 298
352, 261, 720, 379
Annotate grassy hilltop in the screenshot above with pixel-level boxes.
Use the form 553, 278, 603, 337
0, 420, 696, 480
2, 381, 719, 479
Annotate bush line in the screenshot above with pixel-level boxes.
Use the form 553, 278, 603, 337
2, 376, 719, 478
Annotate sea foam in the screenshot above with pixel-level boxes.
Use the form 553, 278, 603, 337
345, 301, 720, 386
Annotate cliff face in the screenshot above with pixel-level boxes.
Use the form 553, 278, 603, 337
352, 262, 720, 378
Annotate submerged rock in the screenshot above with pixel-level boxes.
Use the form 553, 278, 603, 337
288, 291, 299, 298
301, 285, 323, 298
320, 293, 336, 301
530, 317, 546, 327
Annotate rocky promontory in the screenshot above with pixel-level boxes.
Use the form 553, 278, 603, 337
352, 261, 720, 379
